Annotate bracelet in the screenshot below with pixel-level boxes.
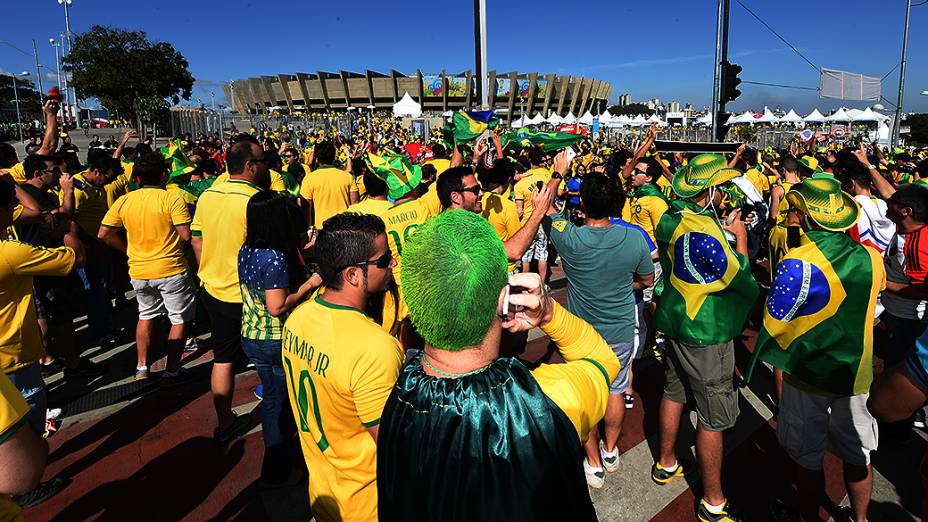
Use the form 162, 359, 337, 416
868, 165, 877, 170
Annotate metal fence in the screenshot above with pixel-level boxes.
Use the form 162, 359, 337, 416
168, 108, 226, 138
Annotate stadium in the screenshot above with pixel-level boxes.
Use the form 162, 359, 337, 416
223, 70, 612, 124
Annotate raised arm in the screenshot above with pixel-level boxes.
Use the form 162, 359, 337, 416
36, 101, 60, 156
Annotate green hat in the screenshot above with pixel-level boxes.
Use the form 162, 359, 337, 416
670, 153, 742, 198
401, 210, 508, 351
785, 177, 859, 232
364, 152, 423, 200
798, 155, 824, 175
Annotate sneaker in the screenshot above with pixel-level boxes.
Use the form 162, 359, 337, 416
599, 440, 619, 473
213, 416, 247, 444
160, 367, 194, 388
651, 460, 688, 485
583, 458, 605, 489
11, 477, 68, 508
41, 359, 65, 377
254, 384, 263, 401
246, 361, 256, 370
46, 408, 62, 420
914, 409, 926, 429
696, 498, 741, 522
624, 394, 635, 409
64, 358, 106, 379
135, 366, 150, 381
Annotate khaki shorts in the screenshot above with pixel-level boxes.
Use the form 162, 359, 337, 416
663, 338, 739, 431
777, 381, 878, 470
130, 272, 196, 325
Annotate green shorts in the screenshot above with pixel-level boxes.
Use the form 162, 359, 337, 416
663, 338, 739, 432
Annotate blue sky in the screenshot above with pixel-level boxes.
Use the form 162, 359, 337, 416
2, 0, 927, 113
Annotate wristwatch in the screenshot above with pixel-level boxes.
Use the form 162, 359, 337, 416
551, 172, 563, 180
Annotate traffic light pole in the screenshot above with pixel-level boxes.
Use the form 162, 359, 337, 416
711, 0, 731, 142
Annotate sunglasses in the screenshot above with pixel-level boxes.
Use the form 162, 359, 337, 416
42, 166, 62, 176
339, 251, 393, 271
456, 184, 482, 195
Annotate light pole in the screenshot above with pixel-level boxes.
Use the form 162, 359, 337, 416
59, 33, 71, 127
892, 0, 912, 147
49, 38, 62, 120
58, 0, 80, 128
11, 71, 29, 143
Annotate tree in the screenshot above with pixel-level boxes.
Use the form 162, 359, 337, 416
906, 113, 928, 146
0, 75, 41, 119
607, 103, 652, 116
63, 25, 193, 129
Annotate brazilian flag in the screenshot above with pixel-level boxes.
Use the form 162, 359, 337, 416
451, 110, 499, 144
365, 151, 423, 200
746, 231, 883, 396
502, 130, 583, 152
159, 139, 193, 180
653, 200, 759, 345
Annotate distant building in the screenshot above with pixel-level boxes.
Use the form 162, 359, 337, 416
645, 98, 661, 110
667, 101, 681, 113
618, 94, 631, 106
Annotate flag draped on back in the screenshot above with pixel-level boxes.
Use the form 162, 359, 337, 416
502, 130, 583, 152
451, 110, 499, 144
746, 231, 884, 396
653, 200, 759, 345
159, 139, 193, 179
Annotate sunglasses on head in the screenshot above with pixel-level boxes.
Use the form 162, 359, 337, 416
339, 251, 393, 271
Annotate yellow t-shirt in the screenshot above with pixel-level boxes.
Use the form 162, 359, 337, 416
655, 176, 673, 199
354, 175, 367, 200
513, 167, 552, 223
744, 167, 770, 195
629, 191, 669, 244
0, 241, 75, 372
420, 182, 443, 217
425, 158, 451, 175
4, 162, 26, 184
299, 167, 358, 228
0, 371, 30, 522
346, 198, 393, 218
191, 179, 261, 302
68, 173, 110, 238
282, 296, 403, 522
481, 191, 520, 272
381, 198, 434, 291
214, 170, 286, 192
101, 187, 191, 280
105, 172, 133, 208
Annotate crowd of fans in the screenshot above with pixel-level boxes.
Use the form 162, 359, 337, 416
2, 97, 928, 522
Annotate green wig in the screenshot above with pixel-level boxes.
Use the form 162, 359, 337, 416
401, 209, 508, 351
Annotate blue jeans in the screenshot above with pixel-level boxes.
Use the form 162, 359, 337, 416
77, 245, 113, 341
242, 337, 296, 483
7, 364, 47, 436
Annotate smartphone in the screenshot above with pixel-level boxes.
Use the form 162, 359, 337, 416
536, 181, 544, 191
565, 147, 577, 163
787, 226, 801, 249
499, 284, 512, 318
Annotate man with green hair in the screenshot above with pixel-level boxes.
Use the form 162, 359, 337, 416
651, 154, 758, 522
377, 210, 620, 521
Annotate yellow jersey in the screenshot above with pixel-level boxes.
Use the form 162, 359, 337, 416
346, 198, 393, 219
0, 371, 30, 522
299, 166, 358, 228
419, 182, 443, 217
4, 162, 26, 184
191, 179, 261, 302
214, 170, 287, 192
105, 171, 133, 208
744, 167, 770, 195
425, 158, 451, 175
282, 296, 403, 522
628, 187, 669, 244
0, 241, 75, 372
513, 167, 551, 223
481, 191, 520, 272
101, 187, 191, 280
380, 198, 434, 290
68, 173, 110, 238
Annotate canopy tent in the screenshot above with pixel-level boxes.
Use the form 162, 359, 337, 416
530, 113, 546, 125
846, 108, 863, 120
562, 112, 577, 124
754, 108, 779, 124
510, 114, 529, 128
630, 115, 648, 127
780, 109, 803, 125
392, 92, 422, 117
578, 111, 595, 126
608, 115, 631, 127
546, 112, 563, 125
695, 113, 713, 125
732, 111, 758, 124
646, 114, 668, 126
724, 113, 740, 126
851, 107, 880, 123
600, 109, 613, 121
803, 109, 826, 123
825, 108, 851, 122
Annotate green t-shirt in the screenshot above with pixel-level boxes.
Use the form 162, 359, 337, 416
544, 214, 654, 344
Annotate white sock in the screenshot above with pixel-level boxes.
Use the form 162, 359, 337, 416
137, 365, 148, 371
661, 460, 679, 471
703, 499, 727, 514
583, 459, 603, 473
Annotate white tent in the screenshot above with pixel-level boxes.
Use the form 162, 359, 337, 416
530, 113, 546, 125
578, 111, 595, 126
724, 113, 740, 126
630, 115, 648, 127
647, 114, 667, 126
610, 115, 631, 127
851, 107, 880, 123
392, 92, 421, 117
600, 109, 613, 121
755, 108, 779, 124
846, 108, 863, 120
510, 115, 528, 128
733, 111, 758, 124
780, 109, 804, 125
562, 112, 577, 124
696, 113, 713, 125
547, 112, 563, 125
803, 109, 826, 123
825, 108, 851, 122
